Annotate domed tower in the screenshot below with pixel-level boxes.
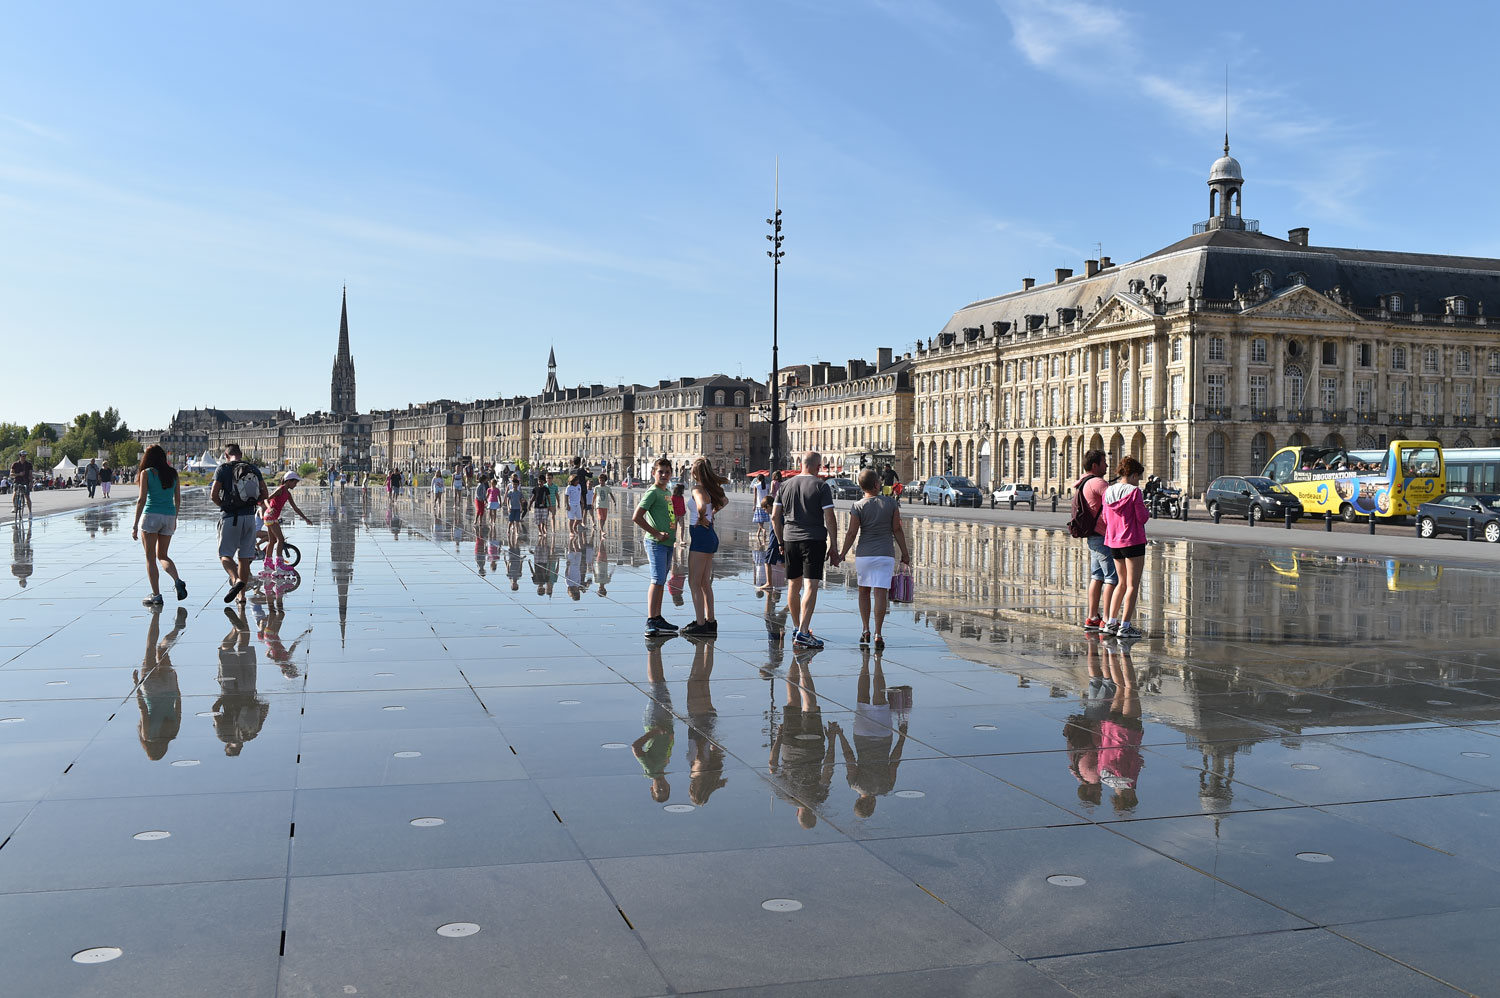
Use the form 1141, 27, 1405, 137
1205, 136, 1246, 231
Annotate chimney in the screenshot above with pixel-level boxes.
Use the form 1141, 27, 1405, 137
1022, 277, 1036, 291
845, 360, 862, 381
1084, 259, 1100, 278
1054, 268, 1073, 284
877, 347, 893, 370
1288, 227, 1309, 247
1099, 256, 1112, 269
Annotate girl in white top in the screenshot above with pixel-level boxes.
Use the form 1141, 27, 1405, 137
682, 457, 728, 636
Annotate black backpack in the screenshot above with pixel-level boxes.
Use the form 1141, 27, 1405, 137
222, 461, 264, 514
1066, 475, 1100, 538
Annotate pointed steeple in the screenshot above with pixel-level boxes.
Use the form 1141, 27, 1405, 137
330, 287, 357, 415
544, 346, 560, 394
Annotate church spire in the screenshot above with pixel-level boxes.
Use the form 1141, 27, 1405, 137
331, 287, 357, 416
544, 346, 560, 394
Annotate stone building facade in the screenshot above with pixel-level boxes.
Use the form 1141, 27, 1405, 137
459, 397, 532, 470
530, 384, 635, 477
913, 145, 1500, 496
785, 349, 916, 479
632, 375, 766, 480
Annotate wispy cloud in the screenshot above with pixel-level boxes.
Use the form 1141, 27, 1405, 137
0, 112, 64, 142
995, 0, 1385, 225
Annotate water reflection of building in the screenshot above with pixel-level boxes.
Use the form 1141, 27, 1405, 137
328, 492, 360, 646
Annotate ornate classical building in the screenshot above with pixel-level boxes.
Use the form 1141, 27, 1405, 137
330, 288, 357, 417
913, 143, 1500, 495
633, 375, 766, 480
785, 349, 915, 479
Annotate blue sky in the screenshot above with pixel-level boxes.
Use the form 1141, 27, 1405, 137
5, 0, 1498, 431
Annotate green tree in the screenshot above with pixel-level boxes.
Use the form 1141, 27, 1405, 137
298, 462, 319, 478
29, 423, 58, 442
56, 408, 132, 462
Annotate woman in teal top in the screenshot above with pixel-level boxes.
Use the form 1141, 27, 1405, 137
132, 444, 187, 606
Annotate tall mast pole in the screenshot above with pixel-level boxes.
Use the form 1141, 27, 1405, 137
767, 160, 785, 474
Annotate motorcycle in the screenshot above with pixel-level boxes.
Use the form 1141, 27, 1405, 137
1148, 487, 1182, 519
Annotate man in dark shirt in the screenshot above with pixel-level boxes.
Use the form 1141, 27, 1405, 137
771, 451, 842, 649
9, 451, 33, 515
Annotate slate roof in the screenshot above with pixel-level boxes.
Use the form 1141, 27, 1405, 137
938, 227, 1500, 340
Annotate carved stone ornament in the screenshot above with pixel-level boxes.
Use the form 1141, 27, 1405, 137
1246, 285, 1359, 321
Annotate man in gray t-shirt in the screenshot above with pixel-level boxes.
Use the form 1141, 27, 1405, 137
772, 452, 843, 649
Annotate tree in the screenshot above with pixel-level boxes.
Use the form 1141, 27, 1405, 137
29, 423, 57, 442
56, 408, 133, 462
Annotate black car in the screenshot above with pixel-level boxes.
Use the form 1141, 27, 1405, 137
1416, 493, 1500, 542
827, 477, 862, 500
1204, 475, 1304, 522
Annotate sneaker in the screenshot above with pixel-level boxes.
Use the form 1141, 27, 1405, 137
704, 620, 717, 634
1102, 620, 1120, 636
644, 618, 661, 636
649, 615, 678, 633
174, 579, 188, 601
1083, 616, 1104, 633
1116, 622, 1146, 640
142, 593, 164, 606
680, 621, 706, 636
792, 630, 825, 649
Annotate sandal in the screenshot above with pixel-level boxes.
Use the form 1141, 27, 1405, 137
873, 635, 885, 650
859, 631, 871, 646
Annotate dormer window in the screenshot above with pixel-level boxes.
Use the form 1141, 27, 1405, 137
1388, 294, 1403, 313
1288, 271, 1309, 286
1449, 297, 1469, 316
1252, 269, 1274, 291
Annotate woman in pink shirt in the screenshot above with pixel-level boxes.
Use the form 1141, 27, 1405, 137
1101, 457, 1148, 639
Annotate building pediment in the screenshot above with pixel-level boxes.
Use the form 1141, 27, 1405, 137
1242, 285, 1362, 322
1080, 294, 1156, 331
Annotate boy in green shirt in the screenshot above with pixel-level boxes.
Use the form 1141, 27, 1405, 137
631, 458, 678, 636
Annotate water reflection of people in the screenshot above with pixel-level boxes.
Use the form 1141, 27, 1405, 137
833, 648, 907, 817
10, 521, 33, 588
214, 606, 269, 756
1098, 640, 1144, 812
133, 607, 187, 759
768, 648, 833, 828
633, 636, 676, 802
254, 584, 311, 680
1063, 636, 1111, 806
531, 539, 557, 596
684, 635, 727, 806
593, 536, 611, 597
505, 540, 524, 592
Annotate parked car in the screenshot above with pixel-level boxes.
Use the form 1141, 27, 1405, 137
827, 477, 862, 500
1416, 493, 1500, 542
901, 479, 924, 502
1204, 475, 1304, 522
991, 482, 1037, 506
922, 475, 984, 507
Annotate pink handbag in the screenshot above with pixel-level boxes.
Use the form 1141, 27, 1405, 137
890, 567, 914, 604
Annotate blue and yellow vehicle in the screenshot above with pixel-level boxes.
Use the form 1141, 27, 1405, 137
1260, 440, 1443, 521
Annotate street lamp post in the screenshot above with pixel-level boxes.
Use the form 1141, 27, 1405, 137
766, 167, 785, 474
581, 420, 591, 471
532, 427, 544, 480
635, 416, 647, 481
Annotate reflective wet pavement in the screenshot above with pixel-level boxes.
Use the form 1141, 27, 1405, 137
3, 489, 1499, 996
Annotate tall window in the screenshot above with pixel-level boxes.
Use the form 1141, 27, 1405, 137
1358, 343, 1373, 367
1047, 439, 1058, 479
1392, 381, 1409, 415
1456, 383, 1472, 417
1015, 440, 1026, 479
1488, 385, 1500, 419
1251, 339, 1268, 364
1142, 342, 1153, 364
1033, 391, 1042, 424
1391, 346, 1407, 371
1141, 376, 1153, 410
1208, 337, 1225, 361
1453, 298, 1469, 316
1320, 377, 1338, 410
1050, 388, 1060, 422
1423, 346, 1440, 374
1119, 374, 1132, 415
1356, 380, 1373, 413
1030, 439, 1040, 481
1169, 374, 1183, 412
1420, 382, 1438, 417
1251, 432, 1271, 469
1050, 357, 1059, 378
1099, 382, 1111, 416
1457, 347, 1472, 374
1099, 349, 1110, 370
1249, 375, 1268, 408
1285, 365, 1305, 406
1067, 354, 1076, 375
1002, 394, 1012, 422
1206, 373, 1225, 407
1321, 341, 1338, 365
1067, 386, 1076, 421
1207, 432, 1226, 480
1081, 385, 1090, 418
1171, 337, 1184, 361
1490, 351, 1500, 374
1016, 394, 1026, 424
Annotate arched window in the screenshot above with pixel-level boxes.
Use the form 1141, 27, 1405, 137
1250, 432, 1272, 471
1206, 431, 1226, 481
1391, 346, 1407, 371
734, 391, 745, 406
1285, 365, 1305, 406
1047, 438, 1058, 480
1014, 439, 1026, 479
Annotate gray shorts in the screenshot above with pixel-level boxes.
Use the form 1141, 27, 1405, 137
218, 514, 258, 560
1086, 534, 1118, 585
139, 513, 177, 536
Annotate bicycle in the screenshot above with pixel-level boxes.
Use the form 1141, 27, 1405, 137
11, 482, 30, 518
253, 524, 302, 569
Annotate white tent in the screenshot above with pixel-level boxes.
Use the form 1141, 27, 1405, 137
186, 451, 219, 472
52, 456, 78, 478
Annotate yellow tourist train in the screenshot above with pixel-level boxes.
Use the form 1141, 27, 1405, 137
1259, 440, 1444, 521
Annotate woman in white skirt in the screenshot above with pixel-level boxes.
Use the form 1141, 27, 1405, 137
838, 468, 910, 649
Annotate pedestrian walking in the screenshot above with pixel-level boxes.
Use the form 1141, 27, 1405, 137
565, 472, 585, 541
631, 457, 678, 636
210, 443, 268, 604
837, 468, 909, 650
546, 475, 560, 531
681, 457, 727, 636
1070, 449, 1117, 634
486, 479, 502, 527
1101, 456, 1148, 640
594, 474, 613, 532
771, 452, 842, 648
100, 461, 113, 497
505, 475, 525, 543
85, 459, 99, 498
752, 473, 771, 541
260, 471, 311, 574
131, 444, 186, 605
431, 469, 445, 511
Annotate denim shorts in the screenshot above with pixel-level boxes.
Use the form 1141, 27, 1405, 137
688, 524, 719, 554
645, 540, 673, 585
1086, 534, 1118, 585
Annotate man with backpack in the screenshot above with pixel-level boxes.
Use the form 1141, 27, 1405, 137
1068, 449, 1116, 633
210, 443, 268, 604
